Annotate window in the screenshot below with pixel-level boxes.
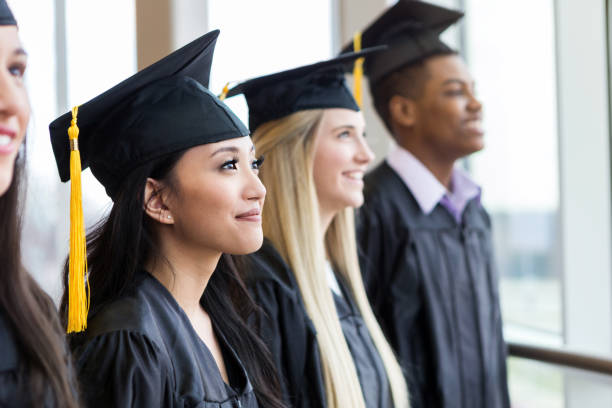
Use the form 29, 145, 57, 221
10, 0, 136, 301
8, 0, 60, 297
207, 0, 334, 124
461, 0, 612, 404
65, 0, 136, 226
463, 0, 562, 343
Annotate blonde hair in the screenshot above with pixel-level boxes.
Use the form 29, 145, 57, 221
253, 109, 409, 408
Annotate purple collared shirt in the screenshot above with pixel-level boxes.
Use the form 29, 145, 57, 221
386, 147, 482, 223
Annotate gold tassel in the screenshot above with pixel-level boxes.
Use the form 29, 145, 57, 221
353, 31, 365, 108
66, 105, 90, 334
218, 82, 230, 101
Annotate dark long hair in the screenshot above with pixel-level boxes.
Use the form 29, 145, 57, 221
0, 150, 79, 408
59, 150, 285, 408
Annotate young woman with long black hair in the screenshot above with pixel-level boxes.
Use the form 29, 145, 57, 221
50, 30, 284, 408
0, 2, 80, 407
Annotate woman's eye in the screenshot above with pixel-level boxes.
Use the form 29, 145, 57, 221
337, 130, 351, 139
8, 63, 25, 79
221, 159, 238, 170
252, 155, 265, 170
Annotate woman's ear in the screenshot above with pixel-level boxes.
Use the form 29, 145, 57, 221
144, 178, 174, 224
388, 94, 417, 129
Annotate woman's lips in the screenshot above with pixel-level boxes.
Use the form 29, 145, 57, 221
236, 208, 261, 222
0, 126, 18, 155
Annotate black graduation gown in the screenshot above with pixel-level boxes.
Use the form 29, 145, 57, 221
0, 309, 28, 408
70, 270, 258, 408
0, 305, 75, 407
246, 240, 392, 408
331, 273, 392, 408
245, 241, 326, 408
357, 161, 510, 408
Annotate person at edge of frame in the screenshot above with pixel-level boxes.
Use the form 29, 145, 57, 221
0, 1, 80, 407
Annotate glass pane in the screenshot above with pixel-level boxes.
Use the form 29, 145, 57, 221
65, 0, 136, 227
7, 1, 60, 296
207, 0, 333, 125
464, 0, 562, 339
508, 357, 564, 408
11, 0, 136, 300
508, 356, 612, 407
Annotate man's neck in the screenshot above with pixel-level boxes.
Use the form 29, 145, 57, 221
398, 142, 455, 190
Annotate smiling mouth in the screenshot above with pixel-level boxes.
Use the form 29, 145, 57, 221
0, 133, 18, 154
236, 208, 262, 222
342, 171, 364, 181
464, 119, 484, 133
0, 135, 12, 147
0, 130, 17, 154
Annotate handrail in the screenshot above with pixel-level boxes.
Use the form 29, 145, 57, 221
508, 341, 612, 376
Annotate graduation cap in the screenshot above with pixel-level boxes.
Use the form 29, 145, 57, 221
341, 0, 463, 84
49, 29, 249, 333
225, 47, 385, 132
50, 29, 248, 197
0, 0, 17, 26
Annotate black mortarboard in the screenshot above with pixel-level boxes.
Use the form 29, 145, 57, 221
341, 0, 463, 84
0, 1, 16, 26
50, 29, 249, 199
225, 47, 385, 132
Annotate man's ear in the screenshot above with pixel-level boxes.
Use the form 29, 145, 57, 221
144, 178, 174, 225
388, 94, 417, 128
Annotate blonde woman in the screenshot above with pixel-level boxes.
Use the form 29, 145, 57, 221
226, 51, 409, 408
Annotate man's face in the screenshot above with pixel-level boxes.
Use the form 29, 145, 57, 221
411, 54, 483, 161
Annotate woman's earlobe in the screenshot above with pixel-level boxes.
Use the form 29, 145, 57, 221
156, 211, 174, 224
144, 178, 174, 224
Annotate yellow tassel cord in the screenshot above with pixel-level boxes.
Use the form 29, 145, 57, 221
66, 105, 90, 334
353, 31, 365, 108
218, 82, 230, 101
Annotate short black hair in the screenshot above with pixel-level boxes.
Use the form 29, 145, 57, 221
370, 51, 457, 135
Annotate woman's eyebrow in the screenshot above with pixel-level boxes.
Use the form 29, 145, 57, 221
210, 146, 239, 157
13, 47, 27, 57
331, 125, 355, 131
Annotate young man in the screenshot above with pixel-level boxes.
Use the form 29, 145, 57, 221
344, 1, 510, 407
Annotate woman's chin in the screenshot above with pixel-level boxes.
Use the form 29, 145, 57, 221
0, 168, 14, 196
224, 233, 264, 255
341, 193, 365, 210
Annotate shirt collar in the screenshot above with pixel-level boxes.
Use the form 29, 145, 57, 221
386, 146, 481, 216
